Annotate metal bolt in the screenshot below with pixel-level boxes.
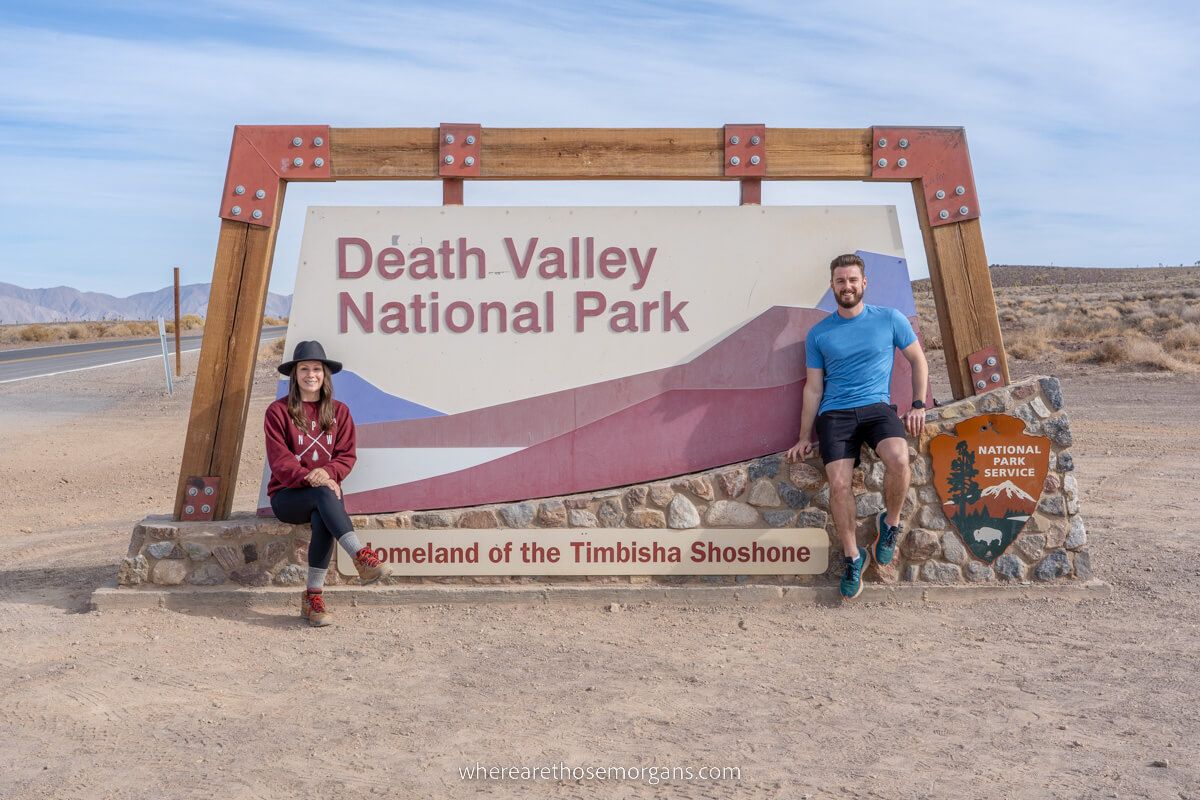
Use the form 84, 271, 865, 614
938, 209, 950, 220
292, 137, 303, 147
234, 185, 245, 195
188, 487, 198, 496
185, 505, 194, 514
255, 189, 266, 200
975, 380, 987, 390
990, 373, 1001, 383
935, 189, 946, 200
750, 135, 761, 145
955, 185, 965, 195
201, 504, 211, 514
444, 134, 455, 144
314, 137, 324, 147
986, 356, 997, 367
899, 138, 909, 148
251, 209, 263, 220
231, 206, 242, 216
877, 158, 888, 168
749, 154, 761, 165
464, 156, 475, 166
729, 155, 741, 166
204, 486, 214, 496
877, 137, 888, 148
897, 158, 908, 168
444, 155, 455, 165
313, 157, 324, 167
972, 363, 983, 373
293, 157, 304, 167
465, 135, 476, 145
959, 205, 970, 215
729, 135, 740, 145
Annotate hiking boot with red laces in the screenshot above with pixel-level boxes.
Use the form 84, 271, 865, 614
301, 589, 332, 627
352, 546, 389, 585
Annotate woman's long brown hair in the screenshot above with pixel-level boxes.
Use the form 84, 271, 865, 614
287, 364, 336, 434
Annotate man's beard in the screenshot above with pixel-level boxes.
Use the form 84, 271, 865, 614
835, 288, 862, 309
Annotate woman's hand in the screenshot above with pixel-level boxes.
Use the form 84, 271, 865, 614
306, 468, 331, 487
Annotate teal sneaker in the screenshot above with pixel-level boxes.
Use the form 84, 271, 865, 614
840, 547, 869, 600
875, 512, 901, 566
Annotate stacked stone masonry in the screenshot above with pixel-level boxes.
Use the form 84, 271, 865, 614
121, 375, 1091, 588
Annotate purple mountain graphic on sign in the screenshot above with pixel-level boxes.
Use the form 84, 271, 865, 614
275, 370, 444, 424
816, 251, 915, 316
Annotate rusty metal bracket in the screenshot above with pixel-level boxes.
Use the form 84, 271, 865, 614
219, 125, 332, 227
869, 126, 979, 227
180, 476, 220, 521
723, 124, 766, 177
966, 346, 1006, 395
439, 123, 481, 177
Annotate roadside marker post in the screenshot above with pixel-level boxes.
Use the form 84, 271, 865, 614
157, 316, 173, 395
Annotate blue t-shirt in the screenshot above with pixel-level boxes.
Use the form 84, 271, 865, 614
805, 304, 917, 414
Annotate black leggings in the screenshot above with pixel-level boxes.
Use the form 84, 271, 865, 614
270, 486, 355, 569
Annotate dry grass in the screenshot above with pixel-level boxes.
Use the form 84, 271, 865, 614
914, 266, 1200, 373
1, 315, 287, 350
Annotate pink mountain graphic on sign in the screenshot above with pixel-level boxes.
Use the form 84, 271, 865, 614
980, 480, 1035, 503
318, 305, 926, 513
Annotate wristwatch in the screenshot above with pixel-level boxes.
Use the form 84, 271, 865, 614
911, 400, 926, 409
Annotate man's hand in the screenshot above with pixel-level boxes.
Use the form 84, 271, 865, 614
904, 407, 926, 437
785, 437, 814, 463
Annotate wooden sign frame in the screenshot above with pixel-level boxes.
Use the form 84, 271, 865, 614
175, 124, 1008, 520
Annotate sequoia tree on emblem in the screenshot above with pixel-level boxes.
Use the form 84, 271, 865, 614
929, 414, 1050, 563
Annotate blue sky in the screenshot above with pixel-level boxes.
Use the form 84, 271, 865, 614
1, 0, 1197, 296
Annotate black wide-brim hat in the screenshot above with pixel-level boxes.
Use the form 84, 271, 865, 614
277, 340, 343, 376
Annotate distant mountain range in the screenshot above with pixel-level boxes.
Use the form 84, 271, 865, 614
0, 282, 292, 324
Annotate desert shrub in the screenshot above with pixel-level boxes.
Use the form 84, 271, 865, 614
19, 325, 64, 342
66, 325, 86, 340
1055, 316, 1117, 339
263, 316, 289, 326
1164, 323, 1200, 351
1085, 305, 1121, 321
1008, 324, 1058, 360
1181, 306, 1200, 324
1069, 335, 1187, 372
258, 338, 287, 361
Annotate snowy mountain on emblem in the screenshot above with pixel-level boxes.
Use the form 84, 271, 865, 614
979, 480, 1034, 503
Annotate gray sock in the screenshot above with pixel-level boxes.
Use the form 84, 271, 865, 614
306, 567, 328, 591
338, 531, 365, 557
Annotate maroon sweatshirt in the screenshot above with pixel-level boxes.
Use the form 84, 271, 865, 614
264, 398, 357, 497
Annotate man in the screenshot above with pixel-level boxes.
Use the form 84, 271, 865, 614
785, 253, 928, 600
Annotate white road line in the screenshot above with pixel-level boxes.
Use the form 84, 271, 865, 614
0, 334, 283, 385
0, 349, 202, 384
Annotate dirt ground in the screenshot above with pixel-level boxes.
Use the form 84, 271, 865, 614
2, 341, 1198, 799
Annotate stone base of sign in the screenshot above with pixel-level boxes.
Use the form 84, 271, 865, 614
119, 374, 1090, 589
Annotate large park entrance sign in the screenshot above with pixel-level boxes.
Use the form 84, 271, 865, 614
175, 125, 1010, 521
258, 206, 920, 514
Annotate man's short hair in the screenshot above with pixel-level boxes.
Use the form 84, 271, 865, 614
829, 253, 866, 277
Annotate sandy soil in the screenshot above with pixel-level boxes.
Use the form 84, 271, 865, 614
2, 345, 1198, 799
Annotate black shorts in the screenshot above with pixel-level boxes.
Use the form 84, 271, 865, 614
815, 402, 906, 466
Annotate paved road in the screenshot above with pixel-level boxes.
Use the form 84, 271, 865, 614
0, 326, 287, 384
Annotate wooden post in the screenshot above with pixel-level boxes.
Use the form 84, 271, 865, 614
173, 266, 181, 376
174, 181, 286, 519
914, 182, 1008, 398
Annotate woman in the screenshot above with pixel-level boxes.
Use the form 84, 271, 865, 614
265, 340, 388, 627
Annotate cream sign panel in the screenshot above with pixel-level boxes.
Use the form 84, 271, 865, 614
261, 206, 920, 514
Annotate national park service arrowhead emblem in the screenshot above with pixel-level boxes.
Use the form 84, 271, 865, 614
929, 414, 1050, 563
